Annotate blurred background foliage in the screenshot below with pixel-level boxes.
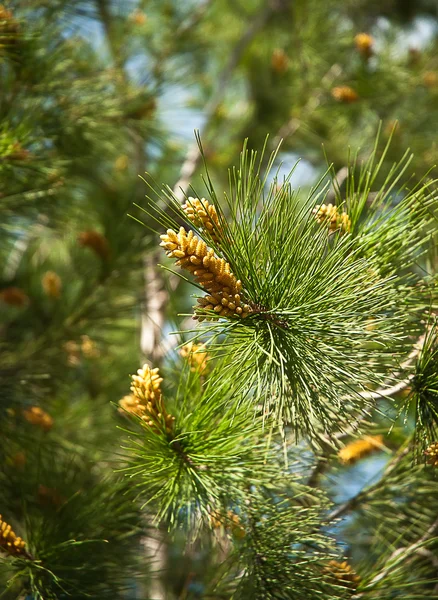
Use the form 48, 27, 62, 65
0, 0, 437, 598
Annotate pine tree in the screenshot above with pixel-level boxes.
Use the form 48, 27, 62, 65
1, 1, 438, 598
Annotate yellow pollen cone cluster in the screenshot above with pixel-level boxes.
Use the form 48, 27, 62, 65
120, 364, 174, 432
425, 442, 438, 466
312, 203, 351, 234
160, 227, 252, 320
338, 435, 383, 465
0, 515, 27, 557
423, 71, 438, 88
182, 197, 221, 243
355, 33, 374, 57
0, 5, 14, 21
331, 86, 359, 103
37, 484, 66, 508
0, 287, 29, 307
209, 510, 245, 539
42, 271, 62, 299
179, 342, 209, 373
271, 48, 289, 74
118, 395, 144, 418
78, 230, 110, 260
323, 560, 361, 589
23, 406, 53, 432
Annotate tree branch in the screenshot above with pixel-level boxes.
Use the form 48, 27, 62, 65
307, 333, 425, 487
326, 446, 410, 523
352, 516, 438, 597
141, 2, 283, 361
172, 2, 276, 202
272, 63, 343, 148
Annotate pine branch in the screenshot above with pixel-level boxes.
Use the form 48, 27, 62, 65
353, 516, 438, 597
308, 329, 428, 488
326, 167, 349, 203
352, 335, 425, 402
272, 63, 343, 148
152, 137, 434, 435
140, 252, 168, 361
95, 0, 124, 71
175, 0, 214, 38
333, 330, 427, 438
140, 1, 284, 361
172, 1, 283, 202
326, 446, 410, 523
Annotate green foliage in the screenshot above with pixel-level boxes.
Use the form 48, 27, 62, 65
1, 0, 438, 598
0, 441, 149, 599
227, 488, 353, 600
341, 451, 438, 598
405, 318, 438, 454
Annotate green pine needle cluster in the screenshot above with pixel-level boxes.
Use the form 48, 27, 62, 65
227, 488, 356, 600
140, 137, 433, 437
404, 318, 438, 455
0, 442, 149, 599
122, 356, 269, 530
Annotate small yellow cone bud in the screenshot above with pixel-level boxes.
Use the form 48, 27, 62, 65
354, 33, 374, 57
114, 154, 129, 171
78, 230, 110, 260
23, 406, 53, 432
182, 197, 222, 243
118, 395, 145, 417
331, 86, 359, 103
0, 287, 29, 307
130, 9, 147, 25
312, 204, 351, 234
42, 271, 62, 299
338, 435, 384, 465
80, 335, 99, 358
127, 364, 174, 433
179, 342, 209, 373
323, 560, 361, 590
425, 442, 438, 466
209, 511, 245, 539
271, 48, 289, 74
0, 5, 14, 21
423, 71, 438, 89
